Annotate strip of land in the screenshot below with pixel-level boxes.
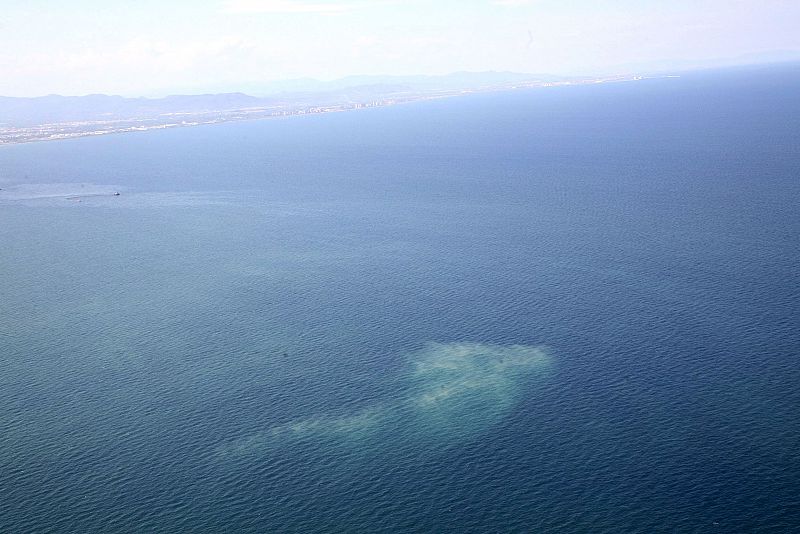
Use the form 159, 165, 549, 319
0, 74, 652, 145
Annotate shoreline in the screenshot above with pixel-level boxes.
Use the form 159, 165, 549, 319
0, 75, 658, 146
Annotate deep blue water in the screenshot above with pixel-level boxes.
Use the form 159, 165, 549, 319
1, 64, 799, 532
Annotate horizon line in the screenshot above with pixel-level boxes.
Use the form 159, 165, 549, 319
3, 59, 800, 100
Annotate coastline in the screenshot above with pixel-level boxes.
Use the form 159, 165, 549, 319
0, 75, 656, 146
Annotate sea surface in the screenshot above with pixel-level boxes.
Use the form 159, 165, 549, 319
1, 64, 799, 532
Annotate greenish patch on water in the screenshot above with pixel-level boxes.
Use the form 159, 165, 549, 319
220, 342, 550, 456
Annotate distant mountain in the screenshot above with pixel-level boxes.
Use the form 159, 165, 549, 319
0, 70, 638, 143
0, 71, 557, 128
0, 86, 409, 127
0, 93, 265, 127
149, 71, 558, 98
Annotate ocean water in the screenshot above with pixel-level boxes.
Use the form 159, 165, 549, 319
1, 64, 799, 532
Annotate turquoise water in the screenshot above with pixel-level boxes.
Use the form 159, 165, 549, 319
1, 64, 799, 532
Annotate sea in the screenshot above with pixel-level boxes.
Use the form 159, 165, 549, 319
1, 63, 799, 532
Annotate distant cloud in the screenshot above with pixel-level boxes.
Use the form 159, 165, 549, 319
491, 0, 534, 6
222, 0, 361, 13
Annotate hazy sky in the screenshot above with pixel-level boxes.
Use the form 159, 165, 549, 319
1, 0, 798, 96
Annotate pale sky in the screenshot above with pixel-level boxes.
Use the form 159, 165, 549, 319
1, 0, 798, 96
